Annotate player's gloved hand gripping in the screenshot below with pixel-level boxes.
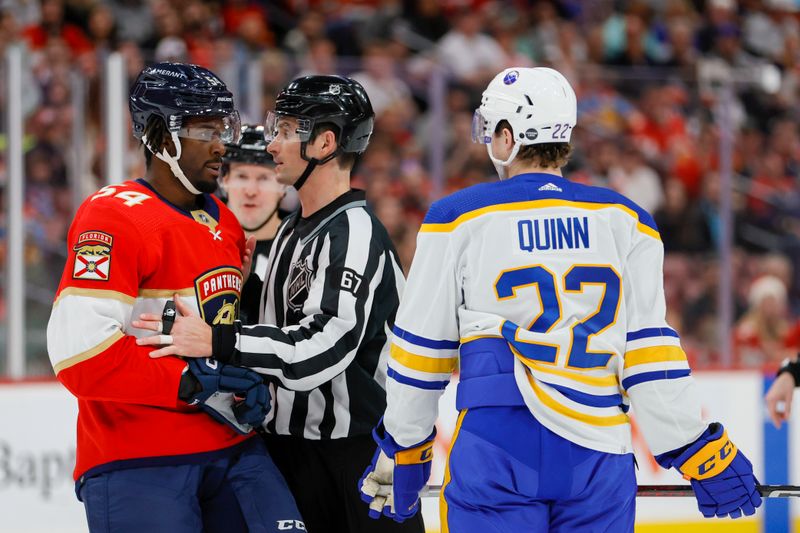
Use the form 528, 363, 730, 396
178, 358, 270, 434
359, 419, 435, 522
656, 423, 762, 518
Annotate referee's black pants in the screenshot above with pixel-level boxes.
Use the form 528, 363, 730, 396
262, 433, 426, 533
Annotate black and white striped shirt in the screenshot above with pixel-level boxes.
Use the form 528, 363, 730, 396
212, 189, 405, 439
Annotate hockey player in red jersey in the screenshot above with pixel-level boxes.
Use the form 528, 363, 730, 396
46, 62, 303, 532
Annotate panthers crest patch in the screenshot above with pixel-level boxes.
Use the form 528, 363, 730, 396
72, 231, 113, 281
194, 266, 242, 325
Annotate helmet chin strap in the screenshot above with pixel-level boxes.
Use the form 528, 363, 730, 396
292, 143, 340, 191
142, 131, 202, 195
486, 142, 522, 181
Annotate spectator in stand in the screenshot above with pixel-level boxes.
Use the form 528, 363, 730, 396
86, 3, 118, 52
283, 11, 327, 58
351, 40, 416, 118
607, 143, 664, 214
654, 177, 713, 253
296, 37, 339, 77
734, 275, 800, 367
22, 0, 92, 55
435, 9, 504, 91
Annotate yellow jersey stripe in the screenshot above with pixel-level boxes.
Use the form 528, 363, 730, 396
53, 287, 136, 307
420, 199, 660, 240
53, 330, 125, 374
440, 409, 467, 533
390, 344, 458, 374
139, 288, 196, 298
527, 372, 630, 427
624, 345, 687, 368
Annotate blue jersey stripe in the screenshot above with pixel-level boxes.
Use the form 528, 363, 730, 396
541, 380, 624, 408
387, 367, 450, 390
622, 369, 691, 390
392, 325, 460, 350
626, 327, 680, 342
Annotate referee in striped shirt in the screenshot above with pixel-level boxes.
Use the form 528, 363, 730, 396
141, 75, 424, 533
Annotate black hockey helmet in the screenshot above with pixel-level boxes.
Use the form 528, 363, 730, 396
129, 62, 240, 143
223, 124, 273, 168
265, 75, 374, 154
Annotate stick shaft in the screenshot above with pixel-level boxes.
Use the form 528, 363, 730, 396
421, 484, 800, 498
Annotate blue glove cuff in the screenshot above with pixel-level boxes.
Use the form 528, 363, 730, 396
372, 419, 436, 461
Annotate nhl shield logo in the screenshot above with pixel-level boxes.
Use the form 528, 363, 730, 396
72, 231, 113, 281
287, 259, 313, 312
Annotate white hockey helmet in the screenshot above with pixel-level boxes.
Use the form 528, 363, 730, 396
472, 67, 577, 178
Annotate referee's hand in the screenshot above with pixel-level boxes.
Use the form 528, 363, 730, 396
766, 372, 795, 429
133, 294, 213, 359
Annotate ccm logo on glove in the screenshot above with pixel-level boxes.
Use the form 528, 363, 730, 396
395, 443, 433, 465
679, 432, 737, 480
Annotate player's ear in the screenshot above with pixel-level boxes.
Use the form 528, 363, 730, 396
319, 129, 337, 159
162, 133, 177, 158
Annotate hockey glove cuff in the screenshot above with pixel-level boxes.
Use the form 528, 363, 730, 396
655, 422, 762, 519
358, 419, 435, 523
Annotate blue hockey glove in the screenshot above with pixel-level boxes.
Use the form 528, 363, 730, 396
656, 423, 762, 519
358, 419, 435, 523
179, 358, 270, 434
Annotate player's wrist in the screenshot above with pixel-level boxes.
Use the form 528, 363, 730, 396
777, 356, 800, 387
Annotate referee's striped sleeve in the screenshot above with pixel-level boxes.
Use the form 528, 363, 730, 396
214, 209, 385, 391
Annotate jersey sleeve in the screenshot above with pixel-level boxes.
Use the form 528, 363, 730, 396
382, 208, 460, 447
46, 198, 186, 407
622, 229, 707, 455
215, 209, 398, 392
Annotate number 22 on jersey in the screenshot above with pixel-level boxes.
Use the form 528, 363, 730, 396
495, 265, 621, 370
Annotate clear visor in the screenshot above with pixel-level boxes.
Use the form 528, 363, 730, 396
264, 111, 313, 143
471, 109, 495, 144
177, 113, 241, 144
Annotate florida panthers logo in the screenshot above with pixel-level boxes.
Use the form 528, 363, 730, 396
287, 259, 313, 312
72, 231, 113, 281
194, 267, 242, 324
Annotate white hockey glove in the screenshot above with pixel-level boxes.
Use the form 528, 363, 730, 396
358, 419, 435, 522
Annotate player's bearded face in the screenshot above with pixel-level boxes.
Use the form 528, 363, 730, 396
177, 117, 231, 194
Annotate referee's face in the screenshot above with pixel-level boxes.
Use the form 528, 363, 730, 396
267, 117, 305, 187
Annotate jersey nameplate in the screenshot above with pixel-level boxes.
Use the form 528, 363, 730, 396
514, 215, 596, 254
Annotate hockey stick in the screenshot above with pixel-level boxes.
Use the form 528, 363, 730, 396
421, 484, 800, 498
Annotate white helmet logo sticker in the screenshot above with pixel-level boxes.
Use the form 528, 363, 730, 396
330, 84, 341, 95
503, 70, 519, 85
525, 128, 538, 140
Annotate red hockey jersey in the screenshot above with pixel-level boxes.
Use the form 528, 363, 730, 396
47, 179, 251, 481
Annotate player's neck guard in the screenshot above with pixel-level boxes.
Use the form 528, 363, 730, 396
487, 142, 521, 180
142, 131, 203, 195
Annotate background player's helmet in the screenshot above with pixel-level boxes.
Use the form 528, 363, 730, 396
129, 62, 241, 194
265, 75, 374, 155
472, 67, 577, 178
223, 124, 272, 168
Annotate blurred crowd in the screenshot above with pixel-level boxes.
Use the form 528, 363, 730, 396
3, 0, 800, 373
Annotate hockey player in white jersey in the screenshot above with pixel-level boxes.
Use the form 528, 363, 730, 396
358, 67, 762, 531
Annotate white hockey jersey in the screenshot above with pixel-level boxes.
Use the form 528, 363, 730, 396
384, 172, 706, 456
